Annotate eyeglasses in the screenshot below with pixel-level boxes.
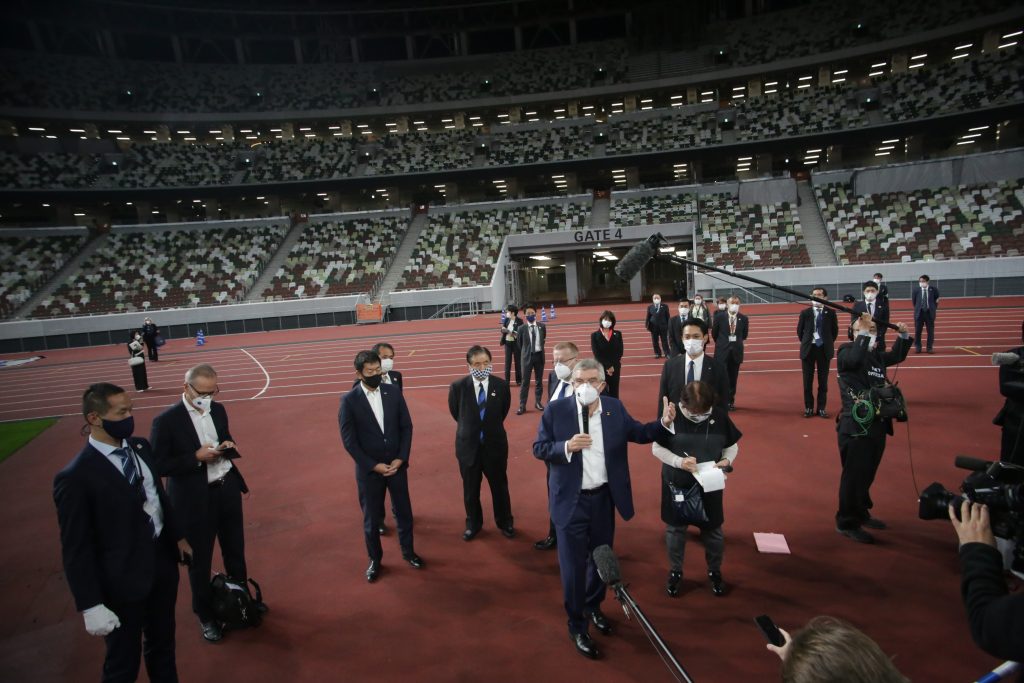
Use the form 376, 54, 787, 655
570, 377, 603, 388
188, 383, 219, 399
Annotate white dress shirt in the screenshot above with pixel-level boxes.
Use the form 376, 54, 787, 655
553, 379, 573, 400
685, 352, 705, 382
651, 439, 739, 469
564, 399, 608, 490
90, 435, 164, 537
361, 382, 385, 433
182, 395, 233, 484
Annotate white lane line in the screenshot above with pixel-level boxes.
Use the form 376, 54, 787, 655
241, 348, 271, 399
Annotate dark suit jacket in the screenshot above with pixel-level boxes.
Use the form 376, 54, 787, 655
448, 375, 511, 466
339, 382, 413, 478
911, 284, 940, 318
499, 317, 523, 349
668, 315, 690, 355
658, 353, 731, 414
519, 322, 546, 364
852, 299, 890, 330
712, 311, 749, 363
54, 437, 182, 611
533, 396, 663, 527
351, 371, 403, 390
590, 329, 624, 371
877, 282, 889, 304
152, 400, 247, 533
548, 372, 574, 401
797, 306, 839, 359
646, 304, 670, 332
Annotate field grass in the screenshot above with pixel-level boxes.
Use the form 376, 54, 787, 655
0, 418, 58, 464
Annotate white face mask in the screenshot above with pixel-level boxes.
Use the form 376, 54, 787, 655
652, 298, 661, 305
192, 397, 212, 412
554, 362, 573, 381
919, 282, 928, 288
601, 319, 613, 329
729, 304, 739, 314
864, 292, 876, 302
693, 298, 703, 305
681, 406, 712, 423
380, 358, 394, 373
575, 383, 600, 406
683, 339, 704, 357
718, 303, 727, 311
873, 278, 881, 284
679, 307, 689, 316
811, 301, 824, 309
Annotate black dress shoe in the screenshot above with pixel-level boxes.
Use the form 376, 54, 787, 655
588, 609, 612, 635
803, 408, 813, 418
666, 570, 682, 597
500, 525, 516, 539
534, 535, 557, 550
201, 621, 223, 642
837, 526, 875, 544
927, 349, 935, 354
708, 570, 726, 597
402, 552, 425, 569
817, 409, 829, 419
463, 528, 480, 541
862, 517, 887, 530
534, 401, 544, 411
516, 406, 525, 415
572, 632, 599, 659
366, 559, 380, 582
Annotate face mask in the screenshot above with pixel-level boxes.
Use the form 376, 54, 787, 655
919, 282, 927, 288
864, 292, 876, 301
729, 304, 739, 314
679, 307, 689, 316
693, 298, 703, 305
811, 301, 823, 309
470, 365, 492, 381
362, 374, 383, 389
718, 303, 727, 311
192, 397, 212, 412
380, 358, 394, 373
681, 406, 712, 423
554, 362, 573, 381
601, 319, 613, 329
683, 339, 704, 356
102, 415, 135, 441
575, 383, 600, 406
873, 278, 881, 284
652, 298, 661, 305
526, 314, 536, 323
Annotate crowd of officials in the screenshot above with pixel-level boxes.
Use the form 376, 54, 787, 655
52, 273, 1024, 681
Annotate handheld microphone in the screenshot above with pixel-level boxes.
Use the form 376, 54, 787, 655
614, 234, 662, 282
592, 545, 622, 587
992, 352, 1021, 367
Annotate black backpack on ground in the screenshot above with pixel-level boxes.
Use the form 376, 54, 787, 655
210, 573, 264, 630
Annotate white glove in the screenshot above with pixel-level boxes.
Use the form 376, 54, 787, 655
83, 604, 121, 636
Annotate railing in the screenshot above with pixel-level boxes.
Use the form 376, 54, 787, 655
428, 296, 483, 319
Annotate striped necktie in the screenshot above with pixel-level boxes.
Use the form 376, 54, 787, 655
111, 446, 156, 536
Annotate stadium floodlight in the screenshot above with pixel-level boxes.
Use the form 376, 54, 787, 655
911, 53, 927, 60
299, 127, 312, 131
998, 41, 1018, 49
960, 133, 982, 139
73, 212, 85, 217
969, 126, 990, 131
108, 129, 123, 133
530, 255, 552, 261
956, 140, 975, 145
42, 203, 50, 207
798, 76, 812, 81
1002, 30, 1022, 38
955, 43, 973, 50
69, 128, 85, 133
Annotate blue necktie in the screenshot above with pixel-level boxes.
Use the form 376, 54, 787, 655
814, 310, 824, 347
686, 360, 695, 384
112, 446, 156, 536
477, 383, 486, 442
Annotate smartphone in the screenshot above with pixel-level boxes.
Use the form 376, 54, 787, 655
754, 614, 785, 647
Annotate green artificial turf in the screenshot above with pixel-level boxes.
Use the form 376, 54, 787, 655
0, 417, 58, 464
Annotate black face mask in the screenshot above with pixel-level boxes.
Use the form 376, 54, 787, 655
102, 415, 135, 441
362, 374, 383, 389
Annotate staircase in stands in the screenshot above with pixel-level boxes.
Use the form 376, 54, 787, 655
796, 180, 839, 267
375, 212, 429, 300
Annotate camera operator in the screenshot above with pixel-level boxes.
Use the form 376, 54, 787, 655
994, 321, 1024, 467
834, 313, 912, 544
948, 499, 1024, 663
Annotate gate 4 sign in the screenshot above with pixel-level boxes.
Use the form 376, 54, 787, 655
573, 228, 623, 244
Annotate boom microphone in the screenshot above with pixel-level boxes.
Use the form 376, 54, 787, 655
614, 234, 661, 282
592, 544, 622, 586
992, 352, 1021, 367
955, 455, 990, 472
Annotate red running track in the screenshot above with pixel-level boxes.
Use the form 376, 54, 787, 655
0, 297, 1021, 682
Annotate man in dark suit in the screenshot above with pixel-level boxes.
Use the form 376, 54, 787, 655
152, 363, 257, 643
499, 305, 523, 386
668, 300, 691, 357
534, 359, 676, 660
339, 349, 423, 582
55, 383, 191, 682
911, 274, 940, 354
449, 345, 514, 541
658, 318, 730, 416
872, 273, 889, 305
711, 295, 749, 410
798, 287, 840, 418
534, 342, 582, 551
645, 293, 670, 359
852, 281, 890, 352
518, 303, 546, 415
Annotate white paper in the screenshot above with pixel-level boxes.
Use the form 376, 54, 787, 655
694, 461, 725, 492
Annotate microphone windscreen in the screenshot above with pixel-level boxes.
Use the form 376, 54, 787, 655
614, 238, 658, 282
592, 544, 622, 585
991, 352, 1021, 366
954, 455, 989, 472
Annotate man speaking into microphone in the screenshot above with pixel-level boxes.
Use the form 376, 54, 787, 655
533, 359, 676, 660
